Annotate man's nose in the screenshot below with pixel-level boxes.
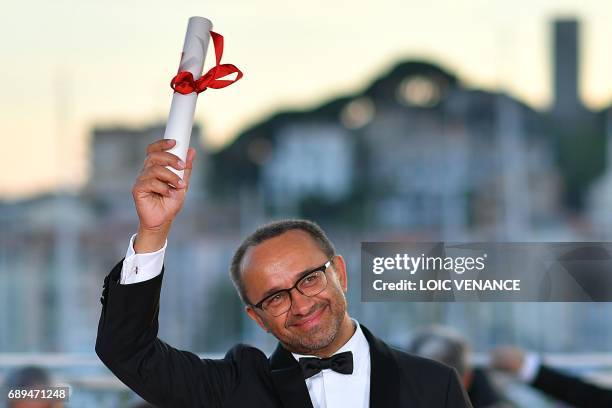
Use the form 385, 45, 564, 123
289, 288, 316, 315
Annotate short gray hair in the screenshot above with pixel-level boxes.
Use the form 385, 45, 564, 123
230, 219, 336, 305
407, 325, 470, 376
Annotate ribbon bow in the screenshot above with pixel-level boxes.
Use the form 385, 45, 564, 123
298, 351, 354, 379
171, 31, 243, 95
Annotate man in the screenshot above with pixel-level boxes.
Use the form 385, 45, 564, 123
408, 326, 511, 408
95, 138, 472, 407
492, 346, 612, 407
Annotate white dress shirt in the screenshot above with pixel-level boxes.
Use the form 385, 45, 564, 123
119, 234, 372, 407
291, 320, 371, 408
120, 233, 166, 284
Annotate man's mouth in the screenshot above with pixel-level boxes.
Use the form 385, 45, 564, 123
289, 305, 327, 329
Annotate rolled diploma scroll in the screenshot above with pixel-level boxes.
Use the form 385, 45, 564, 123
163, 16, 213, 179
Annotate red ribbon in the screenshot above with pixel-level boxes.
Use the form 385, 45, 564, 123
171, 31, 243, 95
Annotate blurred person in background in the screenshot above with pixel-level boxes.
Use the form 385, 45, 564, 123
492, 345, 612, 407
3, 365, 63, 408
408, 326, 512, 408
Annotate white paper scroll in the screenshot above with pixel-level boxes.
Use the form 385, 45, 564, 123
164, 16, 213, 179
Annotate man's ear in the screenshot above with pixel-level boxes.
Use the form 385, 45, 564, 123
246, 305, 269, 332
331, 255, 348, 292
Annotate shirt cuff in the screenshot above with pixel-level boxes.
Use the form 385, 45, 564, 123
120, 233, 167, 285
518, 353, 540, 383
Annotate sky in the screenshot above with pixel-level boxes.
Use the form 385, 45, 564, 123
2, 0, 612, 199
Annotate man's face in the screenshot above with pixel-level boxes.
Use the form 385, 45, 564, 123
242, 230, 349, 354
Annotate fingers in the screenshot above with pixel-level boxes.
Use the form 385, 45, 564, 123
140, 141, 194, 192
144, 151, 186, 171
135, 177, 177, 198
146, 138, 176, 154
140, 165, 186, 189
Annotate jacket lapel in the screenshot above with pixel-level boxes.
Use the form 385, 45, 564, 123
361, 324, 402, 407
269, 343, 314, 408
267, 325, 402, 408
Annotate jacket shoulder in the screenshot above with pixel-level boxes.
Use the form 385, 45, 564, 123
390, 347, 471, 406
223, 343, 269, 365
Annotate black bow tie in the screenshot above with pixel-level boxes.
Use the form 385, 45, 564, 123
298, 351, 354, 379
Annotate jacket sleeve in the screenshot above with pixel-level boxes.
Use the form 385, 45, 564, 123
532, 364, 612, 408
95, 259, 239, 408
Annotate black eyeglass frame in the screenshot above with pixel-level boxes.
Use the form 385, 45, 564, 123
250, 257, 335, 314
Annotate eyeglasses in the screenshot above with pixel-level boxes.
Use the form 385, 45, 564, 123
251, 258, 334, 317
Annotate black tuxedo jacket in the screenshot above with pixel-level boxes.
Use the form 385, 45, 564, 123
96, 259, 472, 408
531, 364, 612, 408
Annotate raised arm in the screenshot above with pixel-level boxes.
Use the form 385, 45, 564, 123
95, 140, 240, 407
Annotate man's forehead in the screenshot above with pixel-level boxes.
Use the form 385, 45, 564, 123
241, 229, 324, 270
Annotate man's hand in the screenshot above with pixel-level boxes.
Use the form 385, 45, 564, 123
491, 346, 526, 375
131, 139, 196, 253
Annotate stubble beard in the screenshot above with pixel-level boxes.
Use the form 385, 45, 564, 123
280, 292, 347, 354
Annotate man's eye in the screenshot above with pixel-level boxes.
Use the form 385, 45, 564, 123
302, 273, 320, 285
266, 294, 284, 306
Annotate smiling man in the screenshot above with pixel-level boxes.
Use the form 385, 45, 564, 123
95, 138, 472, 408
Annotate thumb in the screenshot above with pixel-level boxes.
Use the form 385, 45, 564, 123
182, 148, 196, 187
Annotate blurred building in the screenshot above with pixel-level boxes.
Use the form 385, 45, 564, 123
587, 108, 612, 237
213, 61, 562, 240
0, 124, 237, 354
85, 124, 207, 218
550, 19, 606, 211
553, 19, 582, 119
